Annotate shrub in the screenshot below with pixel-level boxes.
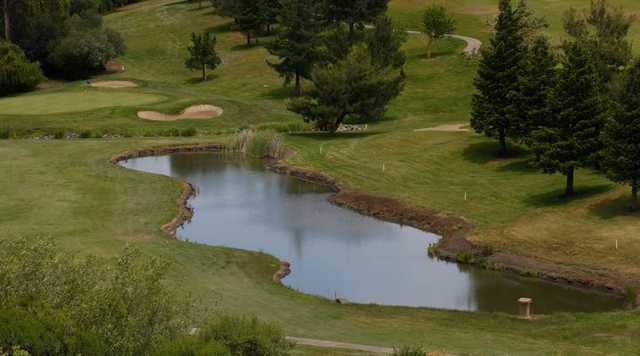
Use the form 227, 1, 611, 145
0, 41, 43, 97
180, 128, 198, 137
231, 129, 285, 159
393, 345, 426, 356
199, 316, 293, 356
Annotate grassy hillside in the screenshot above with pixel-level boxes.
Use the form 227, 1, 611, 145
1, 0, 640, 354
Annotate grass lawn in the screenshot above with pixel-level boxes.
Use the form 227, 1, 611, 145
1, 0, 640, 354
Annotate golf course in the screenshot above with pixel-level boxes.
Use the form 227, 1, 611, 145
2, 0, 640, 354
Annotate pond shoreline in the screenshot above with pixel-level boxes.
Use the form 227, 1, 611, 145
111, 142, 630, 304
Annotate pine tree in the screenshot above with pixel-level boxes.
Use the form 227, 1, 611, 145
604, 59, 640, 211
185, 32, 221, 81
322, 0, 389, 40
266, 0, 324, 96
471, 0, 528, 156
518, 36, 557, 142
531, 41, 604, 196
235, 0, 264, 45
288, 45, 404, 132
366, 15, 407, 70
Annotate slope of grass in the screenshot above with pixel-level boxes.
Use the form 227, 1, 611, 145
1, 0, 640, 354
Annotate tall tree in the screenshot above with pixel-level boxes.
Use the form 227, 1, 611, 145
563, 0, 635, 85
185, 31, 221, 81
322, 0, 389, 39
366, 15, 407, 70
518, 35, 558, 142
531, 42, 604, 196
471, 0, 527, 156
603, 59, 640, 211
422, 4, 455, 59
235, 0, 264, 45
2, 0, 10, 41
266, 0, 324, 96
288, 45, 404, 132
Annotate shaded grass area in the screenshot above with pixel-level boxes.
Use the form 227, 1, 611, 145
1, 139, 639, 355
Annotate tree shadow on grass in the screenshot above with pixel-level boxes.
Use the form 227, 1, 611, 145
206, 22, 235, 34
184, 74, 220, 85
259, 86, 293, 100
524, 184, 613, 208
289, 131, 385, 141
589, 192, 640, 220
462, 141, 529, 164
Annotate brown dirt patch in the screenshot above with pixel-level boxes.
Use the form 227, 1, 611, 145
105, 59, 127, 74
461, 4, 499, 16
90, 80, 138, 88
414, 124, 470, 132
138, 104, 224, 121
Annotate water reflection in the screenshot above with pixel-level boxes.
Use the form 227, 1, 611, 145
121, 153, 623, 314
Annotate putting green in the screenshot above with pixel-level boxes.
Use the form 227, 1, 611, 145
0, 91, 166, 115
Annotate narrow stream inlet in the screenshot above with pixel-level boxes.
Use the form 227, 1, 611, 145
121, 152, 623, 314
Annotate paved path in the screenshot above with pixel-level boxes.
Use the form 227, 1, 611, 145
287, 336, 394, 354
366, 26, 482, 57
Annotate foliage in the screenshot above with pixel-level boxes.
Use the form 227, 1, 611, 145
471, 0, 528, 156
366, 15, 407, 70
322, 0, 389, 37
288, 46, 404, 132
199, 316, 293, 356
0, 40, 43, 96
0, 237, 193, 356
266, 0, 324, 96
517, 35, 557, 141
422, 4, 455, 58
603, 59, 640, 210
186, 31, 221, 81
563, 0, 635, 84
531, 41, 604, 196
232, 129, 286, 159
392, 345, 425, 356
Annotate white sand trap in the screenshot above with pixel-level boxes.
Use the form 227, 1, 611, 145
138, 105, 224, 121
414, 124, 470, 132
90, 80, 138, 88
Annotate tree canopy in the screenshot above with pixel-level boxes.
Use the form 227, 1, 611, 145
422, 4, 455, 59
185, 31, 222, 81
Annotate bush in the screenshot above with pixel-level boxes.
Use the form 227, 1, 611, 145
231, 129, 286, 159
180, 128, 198, 137
393, 345, 426, 356
152, 335, 230, 356
0, 41, 43, 97
199, 316, 293, 356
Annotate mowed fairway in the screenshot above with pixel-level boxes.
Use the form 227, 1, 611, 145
0, 90, 165, 115
1, 0, 640, 354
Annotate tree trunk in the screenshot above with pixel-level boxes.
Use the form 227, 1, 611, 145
202, 64, 207, 81
427, 36, 434, 59
3, 0, 10, 42
349, 22, 355, 43
499, 131, 508, 157
631, 179, 639, 212
294, 72, 301, 97
246, 32, 251, 46
565, 166, 575, 196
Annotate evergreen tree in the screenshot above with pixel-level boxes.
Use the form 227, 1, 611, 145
266, 0, 324, 96
603, 59, 640, 211
322, 0, 389, 39
531, 41, 604, 196
235, 0, 264, 45
471, 0, 528, 156
422, 4, 455, 59
366, 15, 407, 70
288, 45, 404, 132
518, 35, 557, 142
185, 32, 221, 81
0, 40, 43, 96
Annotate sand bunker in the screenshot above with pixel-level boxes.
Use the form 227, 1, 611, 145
414, 124, 470, 133
138, 105, 224, 121
90, 80, 138, 88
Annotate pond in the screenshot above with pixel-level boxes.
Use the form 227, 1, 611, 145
121, 152, 623, 314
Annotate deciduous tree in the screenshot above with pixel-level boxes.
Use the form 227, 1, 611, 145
422, 4, 455, 59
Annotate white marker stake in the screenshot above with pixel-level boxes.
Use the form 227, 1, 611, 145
616, 240, 618, 250
464, 192, 468, 201
382, 163, 386, 172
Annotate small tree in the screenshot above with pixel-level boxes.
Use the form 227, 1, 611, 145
235, 0, 264, 45
531, 41, 604, 196
288, 46, 404, 132
0, 40, 43, 96
366, 15, 407, 70
471, 0, 528, 156
266, 0, 324, 96
422, 4, 455, 59
185, 31, 221, 81
604, 59, 640, 211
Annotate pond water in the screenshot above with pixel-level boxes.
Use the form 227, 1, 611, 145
121, 153, 623, 314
